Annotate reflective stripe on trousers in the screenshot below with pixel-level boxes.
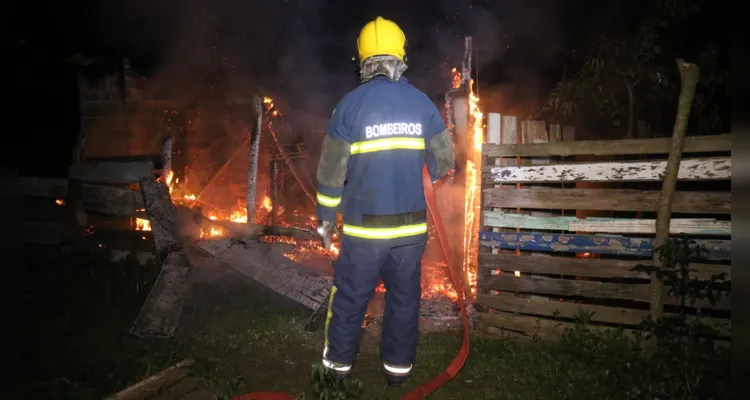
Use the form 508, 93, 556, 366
383, 362, 413, 376
322, 286, 352, 373
322, 345, 352, 373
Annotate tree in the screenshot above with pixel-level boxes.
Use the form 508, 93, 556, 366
545, 0, 726, 138
547, 18, 670, 138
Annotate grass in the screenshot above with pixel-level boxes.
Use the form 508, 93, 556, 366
12, 247, 730, 400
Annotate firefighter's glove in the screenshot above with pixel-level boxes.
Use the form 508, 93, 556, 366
317, 220, 339, 249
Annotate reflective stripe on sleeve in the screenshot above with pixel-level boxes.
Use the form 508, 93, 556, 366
317, 192, 342, 207
342, 222, 427, 239
350, 137, 425, 155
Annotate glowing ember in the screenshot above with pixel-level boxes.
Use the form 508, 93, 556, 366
55, 199, 65, 206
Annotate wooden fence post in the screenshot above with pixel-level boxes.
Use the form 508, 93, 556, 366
649, 60, 701, 324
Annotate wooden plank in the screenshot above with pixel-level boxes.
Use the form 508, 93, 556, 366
195, 238, 333, 312
485, 112, 503, 258
105, 359, 195, 400
80, 184, 146, 217
139, 177, 180, 256
475, 311, 636, 341
19, 177, 146, 217
130, 177, 192, 338
478, 231, 730, 260
151, 376, 203, 400
130, 251, 191, 338
478, 253, 731, 280
483, 188, 731, 214
484, 157, 731, 183
69, 160, 156, 184
476, 292, 730, 337
483, 133, 732, 157
479, 275, 731, 310
522, 120, 553, 257
483, 211, 731, 235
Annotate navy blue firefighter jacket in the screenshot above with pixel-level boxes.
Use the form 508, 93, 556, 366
315, 76, 454, 242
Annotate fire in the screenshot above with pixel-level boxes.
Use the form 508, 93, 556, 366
461, 74, 484, 298
451, 68, 461, 89
55, 199, 65, 206
262, 196, 273, 212
135, 218, 151, 231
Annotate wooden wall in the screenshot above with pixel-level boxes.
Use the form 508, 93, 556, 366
474, 126, 731, 341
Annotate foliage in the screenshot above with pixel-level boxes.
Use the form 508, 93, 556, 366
310, 363, 364, 400
633, 235, 730, 314
545, 0, 725, 137
628, 235, 731, 399
547, 17, 670, 137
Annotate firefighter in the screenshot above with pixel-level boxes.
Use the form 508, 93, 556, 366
315, 16, 455, 386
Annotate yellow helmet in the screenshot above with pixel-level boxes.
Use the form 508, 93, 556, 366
356, 16, 406, 62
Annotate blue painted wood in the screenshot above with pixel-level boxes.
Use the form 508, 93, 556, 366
478, 231, 731, 260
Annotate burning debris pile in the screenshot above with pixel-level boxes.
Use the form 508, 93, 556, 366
126, 59, 482, 332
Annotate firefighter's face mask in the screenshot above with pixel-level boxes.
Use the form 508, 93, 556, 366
353, 40, 408, 83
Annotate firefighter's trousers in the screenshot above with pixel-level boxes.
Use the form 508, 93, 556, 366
322, 234, 426, 380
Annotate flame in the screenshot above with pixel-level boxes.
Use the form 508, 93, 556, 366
262, 196, 273, 212
460, 73, 484, 298
135, 218, 151, 231
451, 68, 461, 89
55, 199, 65, 206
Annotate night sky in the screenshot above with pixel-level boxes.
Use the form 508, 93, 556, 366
11, 0, 724, 175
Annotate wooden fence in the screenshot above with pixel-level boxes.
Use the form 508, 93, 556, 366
474, 116, 731, 341
20, 156, 163, 262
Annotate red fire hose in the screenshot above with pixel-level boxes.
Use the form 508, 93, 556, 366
232, 167, 470, 400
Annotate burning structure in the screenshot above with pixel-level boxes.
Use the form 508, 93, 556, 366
61, 43, 490, 336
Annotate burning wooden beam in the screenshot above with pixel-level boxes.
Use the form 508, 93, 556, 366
247, 95, 263, 225
161, 135, 173, 180
129, 176, 193, 338
130, 138, 194, 338
195, 237, 333, 330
